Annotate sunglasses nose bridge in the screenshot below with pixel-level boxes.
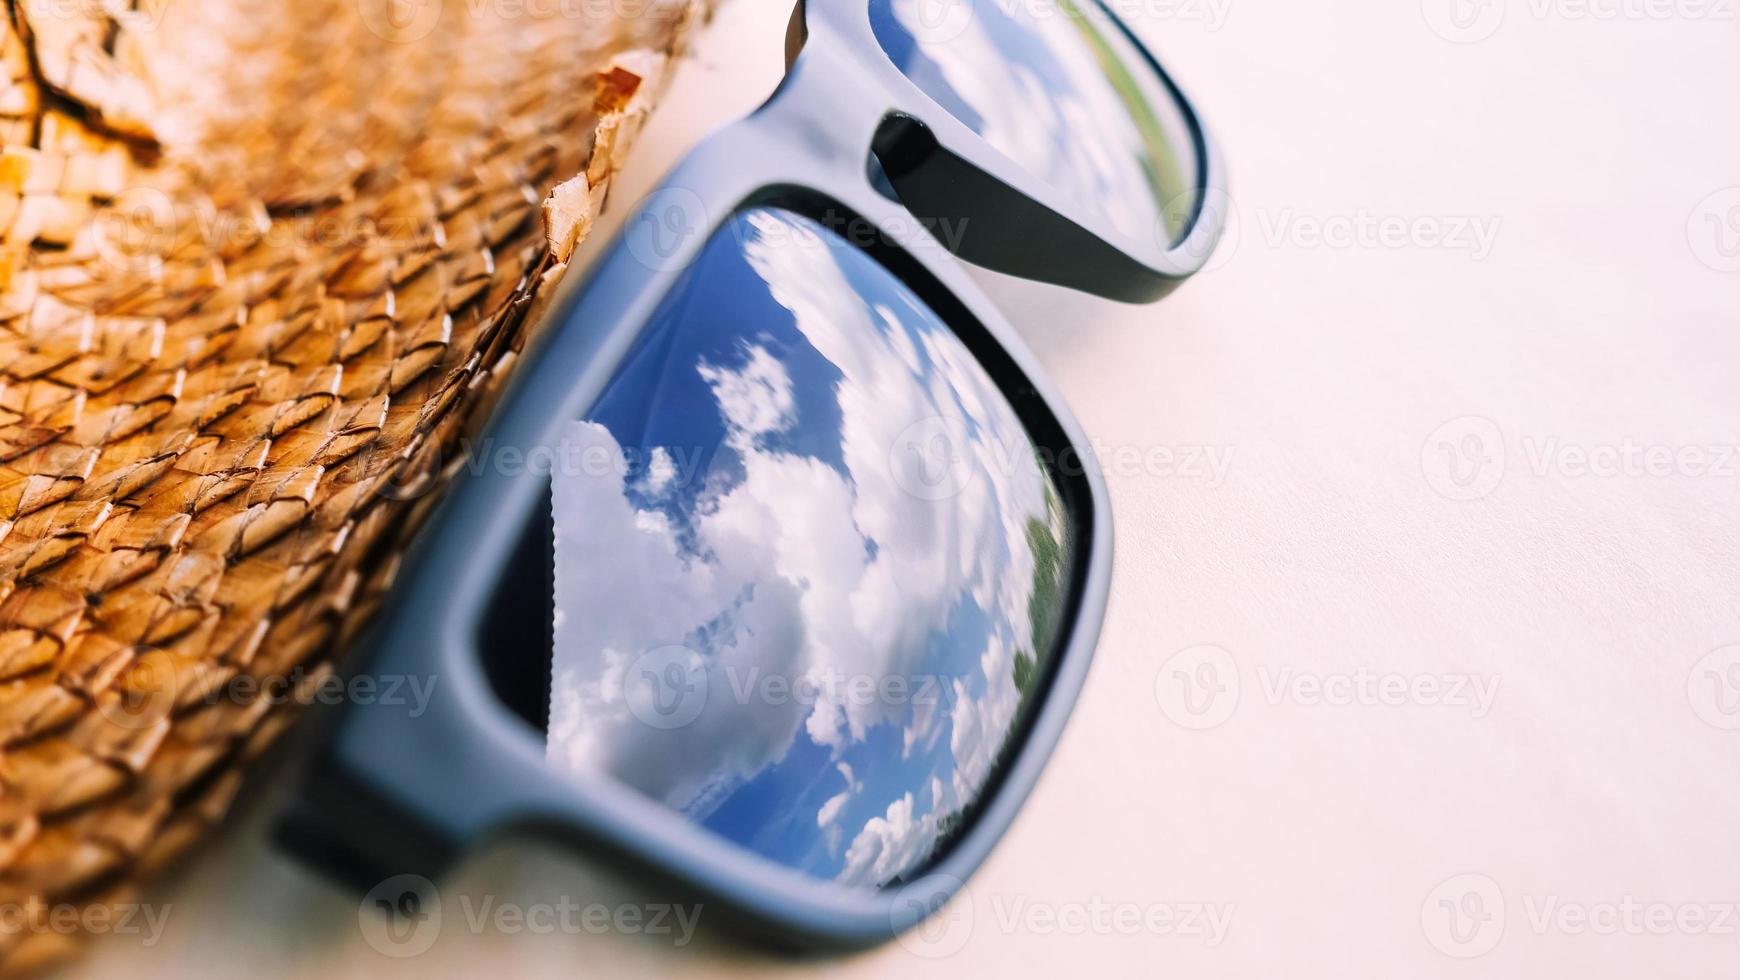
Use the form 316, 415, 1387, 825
752, 27, 903, 182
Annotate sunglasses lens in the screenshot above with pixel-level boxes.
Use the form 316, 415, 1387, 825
870, 0, 1200, 246
541, 207, 1073, 888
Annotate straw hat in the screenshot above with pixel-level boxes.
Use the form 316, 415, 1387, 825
0, 0, 707, 969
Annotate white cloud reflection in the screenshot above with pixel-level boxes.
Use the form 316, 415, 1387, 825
888, 0, 1172, 241
548, 209, 1066, 887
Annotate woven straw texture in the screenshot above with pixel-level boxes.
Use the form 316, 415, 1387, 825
0, 0, 705, 969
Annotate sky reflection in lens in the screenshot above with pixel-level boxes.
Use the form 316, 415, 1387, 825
547, 207, 1071, 888
871, 0, 1199, 244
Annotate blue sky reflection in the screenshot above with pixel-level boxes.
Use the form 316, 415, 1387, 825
547, 208, 1070, 887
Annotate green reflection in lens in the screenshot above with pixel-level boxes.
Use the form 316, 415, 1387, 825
1057, 0, 1196, 243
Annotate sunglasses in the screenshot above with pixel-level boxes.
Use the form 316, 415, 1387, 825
279, 0, 1224, 950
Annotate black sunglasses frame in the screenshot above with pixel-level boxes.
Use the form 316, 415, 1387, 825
278, 0, 1222, 950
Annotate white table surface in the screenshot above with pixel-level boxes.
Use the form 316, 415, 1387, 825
81, 0, 1740, 976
